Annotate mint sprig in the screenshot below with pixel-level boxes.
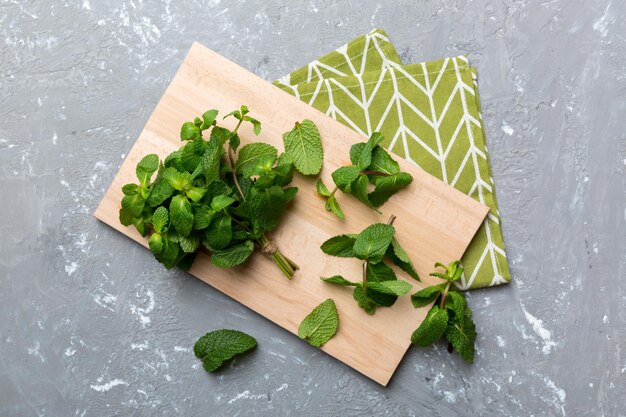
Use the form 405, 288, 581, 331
320, 215, 418, 315
317, 132, 413, 218
119, 106, 315, 279
410, 261, 477, 363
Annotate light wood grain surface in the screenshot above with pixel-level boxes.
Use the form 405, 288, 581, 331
94, 42, 488, 385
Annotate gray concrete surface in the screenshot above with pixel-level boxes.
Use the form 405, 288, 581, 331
1, 0, 625, 416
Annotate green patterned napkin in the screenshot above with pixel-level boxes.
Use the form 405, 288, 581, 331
274, 30, 510, 290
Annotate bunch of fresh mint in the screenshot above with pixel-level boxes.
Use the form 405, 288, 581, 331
316, 132, 413, 219
119, 106, 323, 278
319, 215, 420, 314
410, 261, 477, 363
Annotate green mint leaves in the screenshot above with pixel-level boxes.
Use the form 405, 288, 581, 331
317, 132, 413, 219
282, 119, 324, 176
298, 299, 339, 347
320, 216, 417, 315
194, 329, 257, 372
119, 107, 320, 278
410, 261, 477, 363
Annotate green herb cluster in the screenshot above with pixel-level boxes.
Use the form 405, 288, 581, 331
119, 106, 323, 278
320, 215, 419, 315
194, 329, 257, 372
316, 132, 413, 219
410, 261, 477, 363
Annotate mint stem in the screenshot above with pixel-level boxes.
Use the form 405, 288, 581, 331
440, 281, 452, 309
228, 118, 246, 201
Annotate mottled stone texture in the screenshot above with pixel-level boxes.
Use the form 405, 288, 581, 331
1, 0, 624, 416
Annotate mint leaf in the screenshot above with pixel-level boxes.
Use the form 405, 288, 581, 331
121, 193, 145, 218
193, 205, 214, 230
235, 143, 277, 177
181, 122, 201, 141
355, 132, 384, 170
151, 206, 169, 233
353, 223, 395, 263
320, 275, 358, 286
202, 214, 232, 250
169, 195, 194, 237
211, 240, 254, 268
349, 143, 366, 167
272, 154, 294, 186
136, 154, 159, 185
119, 207, 133, 226
387, 238, 420, 280
367, 146, 400, 175
352, 175, 374, 208
194, 329, 257, 372
367, 280, 412, 296
181, 137, 208, 173
179, 234, 200, 253
282, 120, 323, 175
365, 261, 398, 308
410, 284, 444, 308
248, 186, 290, 233
368, 172, 413, 207
331, 166, 360, 192
325, 196, 344, 220
148, 232, 164, 254
146, 176, 174, 207
186, 187, 206, 203
163, 168, 192, 191
316, 178, 331, 197
298, 299, 339, 347
320, 234, 357, 258
122, 183, 139, 195
211, 195, 235, 211
352, 285, 376, 315
411, 305, 449, 347
243, 115, 262, 135
445, 314, 476, 363
201, 110, 218, 130
445, 291, 468, 320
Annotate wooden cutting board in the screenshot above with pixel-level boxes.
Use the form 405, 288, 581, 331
94, 42, 489, 386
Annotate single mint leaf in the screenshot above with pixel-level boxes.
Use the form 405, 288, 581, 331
201, 110, 219, 130
446, 291, 468, 320
387, 238, 420, 280
298, 299, 339, 347
163, 168, 192, 192
181, 137, 208, 173
320, 275, 358, 286
148, 232, 164, 254
202, 214, 232, 250
352, 174, 374, 208
169, 195, 194, 237
352, 285, 376, 315
193, 205, 214, 230
179, 234, 200, 253
244, 116, 262, 135
151, 206, 169, 233
211, 195, 235, 211
211, 240, 254, 268
325, 196, 345, 220
356, 132, 385, 169
136, 154, 159, 185
331, 166, 360, 192
282, 120, 324, 175
121, 193, 145, 217
181, 122, 201, 141
122, 183, 139, 195
248, 186, 289, 233
411, 284, 444, 308
445, 314, 477, 363
235, 143, 278, 177
369, 172, 413, 207
154, 240, 181, 269
367, 146, 400, 175
316, 178, 331, 197
320, 234, 357, 258
353, 223, 395, 263
349, 143, 366, 167
194, 329, 257, 372
367, 280, 412, 296
146, 176, 174, 207
119, 207, 133, 226
201, 139, 224, 181
411, 305, 449, 347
